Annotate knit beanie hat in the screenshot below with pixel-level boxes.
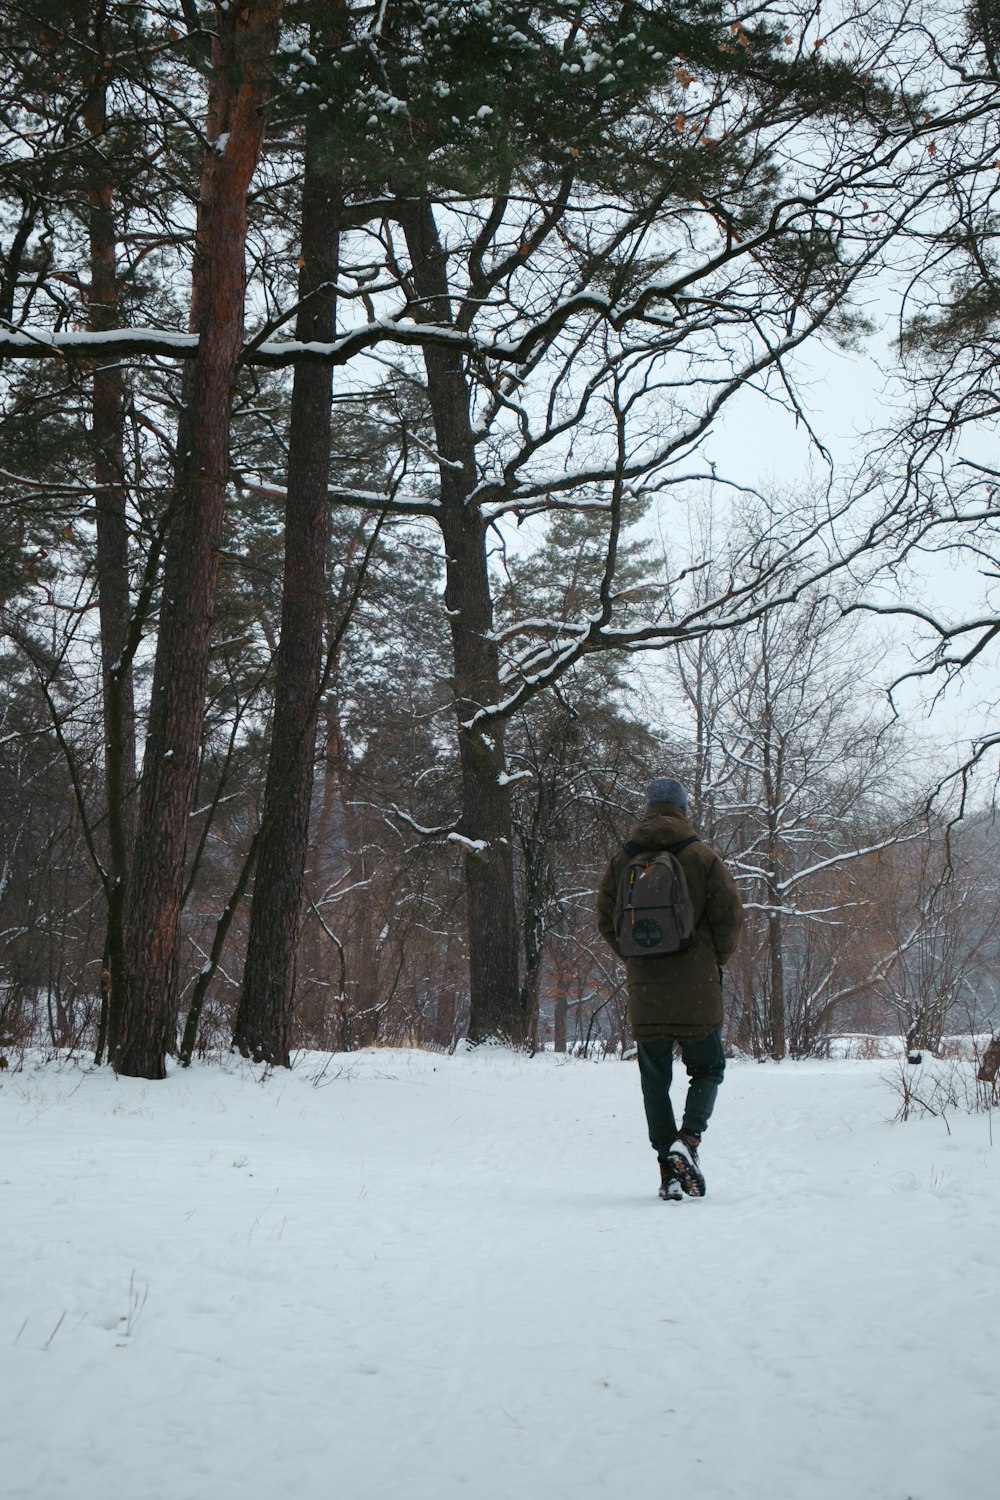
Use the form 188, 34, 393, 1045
646, 777, 689, 813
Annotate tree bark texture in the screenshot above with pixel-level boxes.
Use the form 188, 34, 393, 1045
114, 0, 283, 1079
978, 1036, 1000, 1083
233, 102, 341, 1066
760, 656, 786, 1061
767, 897, 786, 1060
83, 59, 137, 1063
401, 201, 523, 1045
315, 687, 380, 1044
519, 813, 552, 1052
553, 984, 567, 1054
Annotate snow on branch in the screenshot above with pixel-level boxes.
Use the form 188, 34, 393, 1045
446, 832, 490, 855
0, 328, 201, 359
234, 474, 439, 517
0, 468, 124, 497
773, 832, 924, 894
389, 806, 458, 839
459, 502, 879, 733
740, 901, 870, 921
0, 298, 609, 368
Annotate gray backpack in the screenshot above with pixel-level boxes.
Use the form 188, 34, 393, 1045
614, 837, 698, 958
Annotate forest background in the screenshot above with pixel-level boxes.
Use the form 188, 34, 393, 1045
1, 0, 999, 1080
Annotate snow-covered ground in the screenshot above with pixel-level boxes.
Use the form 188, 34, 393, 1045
3, 1048, 997, 1500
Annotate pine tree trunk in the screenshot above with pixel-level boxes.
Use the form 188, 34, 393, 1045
446, 532, 521, 1044
314, 686, 380, 1034
401, 201, 523, 1046
233, 103, 341, 1066
114, 1, 282, 1079
83, 69, 136, 1063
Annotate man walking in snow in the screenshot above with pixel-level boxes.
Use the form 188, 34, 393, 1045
596, 777, 743, 1200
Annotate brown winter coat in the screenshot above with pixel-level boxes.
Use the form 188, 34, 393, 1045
596, 804, 743, 1040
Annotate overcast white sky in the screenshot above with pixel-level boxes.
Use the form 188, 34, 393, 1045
696, 307, 999, 785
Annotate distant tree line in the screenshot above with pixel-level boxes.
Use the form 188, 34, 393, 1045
1, 2, 998, 1073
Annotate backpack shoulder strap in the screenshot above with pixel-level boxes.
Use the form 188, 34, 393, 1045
622, 836, 699, 858
667, 836, 699, 856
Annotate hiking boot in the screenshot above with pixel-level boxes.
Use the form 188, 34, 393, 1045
658, 1158, 684, 1202
665, 1135, 706, 1197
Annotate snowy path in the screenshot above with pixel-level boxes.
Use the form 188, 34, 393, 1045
2, 1050, 997, 1500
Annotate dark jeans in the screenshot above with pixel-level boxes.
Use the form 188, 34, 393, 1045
636, 1031, 726, 1158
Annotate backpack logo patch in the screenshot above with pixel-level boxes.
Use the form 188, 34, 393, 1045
632, 916, 664, 949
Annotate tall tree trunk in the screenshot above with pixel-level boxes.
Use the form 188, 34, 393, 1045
83, 53, 136, 1064
114, 0, 283, 1079
519, 812, 552, 1052
521, 914, 545, 1052
760, 649, 786, 1061
553, 977, 568, 1055
314, 684, 380, 1025
443, 506, 522, 1045
233, 95, 341, 1065
767, 896, 786, 1060
401, 201, 523, 1045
